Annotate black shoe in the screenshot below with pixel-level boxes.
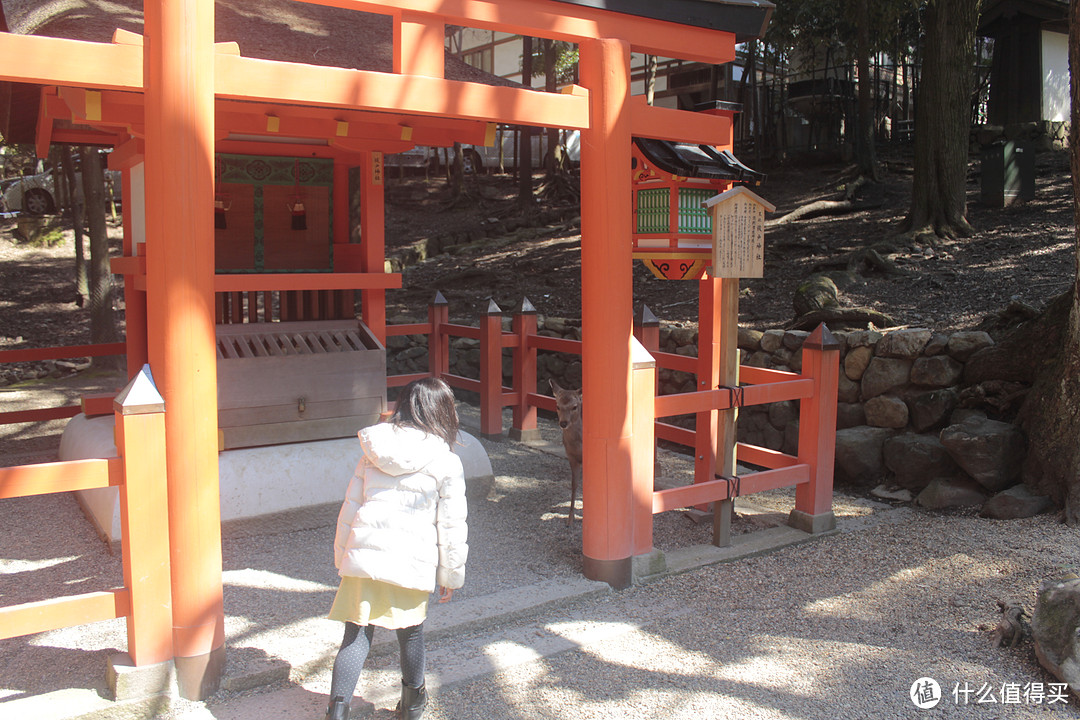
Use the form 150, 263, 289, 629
396, 681, 427, 720
324, 695, 349, 720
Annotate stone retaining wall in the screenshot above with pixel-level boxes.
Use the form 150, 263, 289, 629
388, 317, 1049, 518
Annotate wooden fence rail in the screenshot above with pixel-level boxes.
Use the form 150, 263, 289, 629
0, 366, 173, 667
0, 342, 126, 427
385, 295, 841, 547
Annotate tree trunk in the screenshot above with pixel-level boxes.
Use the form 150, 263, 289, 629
901, 0, 981, 240
497, 125, 505, 174
449, 142, 464, 198
1016, 0, 1080, 525
645, 54, 657, 106
61, 146, 88, 305
855, 0, 879, 179
544, 39, 560, 175
80, 147, 120, 367
518, 36, 535, 208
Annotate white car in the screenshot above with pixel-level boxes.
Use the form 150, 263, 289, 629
3, 166, 120, 215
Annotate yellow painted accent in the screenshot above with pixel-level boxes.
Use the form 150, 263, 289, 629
266, 115, 280, 132
632, 251, 709, 260
336, 121, 349, 137
85, 90, 102, 122
400, 126, 413, 141
484, 122, 497, 147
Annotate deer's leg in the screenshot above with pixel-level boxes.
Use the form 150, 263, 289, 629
568, 460, 581, 525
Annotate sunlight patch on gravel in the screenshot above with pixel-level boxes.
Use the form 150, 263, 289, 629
222, 568, 335, 593
574, 625, 735, 677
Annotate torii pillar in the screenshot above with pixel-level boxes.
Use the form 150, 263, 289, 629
143, 0, 225, 698
579, 38, 635, 589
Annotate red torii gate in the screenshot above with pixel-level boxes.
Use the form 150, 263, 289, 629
0, 0, 775, 698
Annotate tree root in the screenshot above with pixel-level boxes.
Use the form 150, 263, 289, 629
768, 175, 883, 226
814, 244, 911, 277
770, 199, 858, 226
786, 306, 895, 331
991, 601, 1027, 649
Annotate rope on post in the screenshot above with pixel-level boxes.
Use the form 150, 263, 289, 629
714, 473, 741, 500
718, 383, 745, 409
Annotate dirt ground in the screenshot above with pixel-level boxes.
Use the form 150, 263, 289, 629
383, 147, 1075, 332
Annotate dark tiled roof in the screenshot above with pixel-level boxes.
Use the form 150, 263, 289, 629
634, 137, 765, 184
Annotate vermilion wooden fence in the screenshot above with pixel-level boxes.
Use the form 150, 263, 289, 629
386, 294, 841, 549
0, 366, 172, 667
0, 342, 126, 426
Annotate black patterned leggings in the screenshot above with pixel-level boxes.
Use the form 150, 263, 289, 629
329, 621, 426, 700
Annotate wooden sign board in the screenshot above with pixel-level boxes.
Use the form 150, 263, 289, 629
703, 186, 775, 279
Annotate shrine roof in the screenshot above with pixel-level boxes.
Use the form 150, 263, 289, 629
633, 137, 766, 185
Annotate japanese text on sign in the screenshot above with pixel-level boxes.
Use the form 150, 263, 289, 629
711, 194, 764, 278
372, 152, 384, 186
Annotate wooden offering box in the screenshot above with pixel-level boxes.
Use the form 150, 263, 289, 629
216, 319, 386, 449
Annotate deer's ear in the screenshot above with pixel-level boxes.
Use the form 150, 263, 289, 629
549, 379, 563, 393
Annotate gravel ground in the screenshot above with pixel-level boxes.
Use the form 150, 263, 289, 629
2, 403, 1080, 719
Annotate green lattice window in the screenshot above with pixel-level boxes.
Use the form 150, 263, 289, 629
636, 187, 670, 233
678, 187, 713, 235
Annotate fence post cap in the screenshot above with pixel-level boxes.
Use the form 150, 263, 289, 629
486, 298, 503, 316
804, 323, 841, 351
630, 335, 656, 370
113, 364, 165, 415
635, 304, 659, 328
431, 291, 448, 306
515, 296, 537, 315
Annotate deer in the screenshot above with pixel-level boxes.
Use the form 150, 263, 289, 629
549, 379, 583, 525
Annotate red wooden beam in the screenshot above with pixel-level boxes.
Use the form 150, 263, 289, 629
215, 54, 591, 130
0, 457, 123, 498
530, 335, 582, 355
213, 273, 402, 292
630, 97, 732, 147
0, 342, 126, 364
386, 323, 433, 336
0, 590, 130, 641
0, 406, 81, 426
652, 465, 810, 514
736, 442, 800, 470
298, 0, 737, 64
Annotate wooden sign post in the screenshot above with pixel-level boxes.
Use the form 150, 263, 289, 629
701, 186, 774, 546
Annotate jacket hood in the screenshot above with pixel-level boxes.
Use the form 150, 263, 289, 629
359, 422, 449, 476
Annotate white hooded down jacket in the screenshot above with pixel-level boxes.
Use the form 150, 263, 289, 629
334, 423, 468, 593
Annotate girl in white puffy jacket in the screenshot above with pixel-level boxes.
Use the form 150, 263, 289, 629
323, 377, 468, 720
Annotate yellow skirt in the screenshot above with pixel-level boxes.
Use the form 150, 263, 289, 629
328, 576, 429, 629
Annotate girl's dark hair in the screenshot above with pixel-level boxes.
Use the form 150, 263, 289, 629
389, 377, 459, 448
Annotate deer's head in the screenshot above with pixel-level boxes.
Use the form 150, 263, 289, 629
549, 379, 582, 430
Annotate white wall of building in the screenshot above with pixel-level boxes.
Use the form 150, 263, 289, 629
1042, 29, 1069, 122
